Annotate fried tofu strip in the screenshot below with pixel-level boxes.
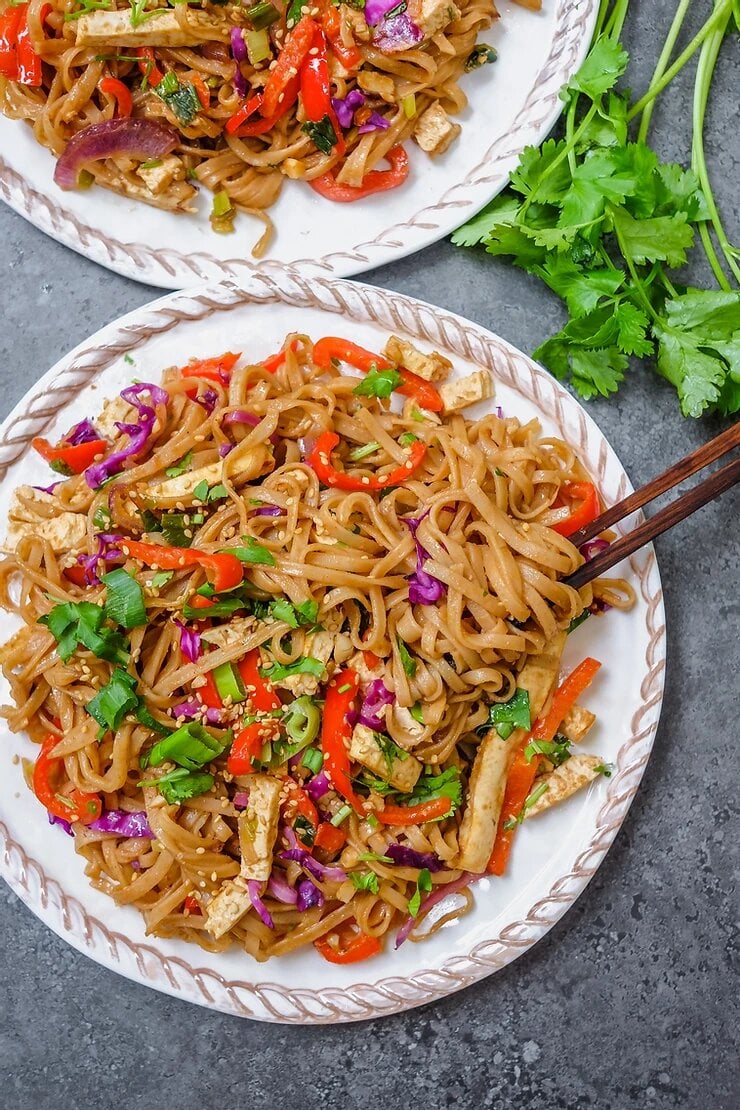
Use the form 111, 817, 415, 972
525, 754, 604, 817
455, 631, 567, 872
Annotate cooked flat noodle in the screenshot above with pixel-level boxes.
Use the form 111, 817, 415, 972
0, 331, 632, 962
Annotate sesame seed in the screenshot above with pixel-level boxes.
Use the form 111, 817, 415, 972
196, 846, 205, 855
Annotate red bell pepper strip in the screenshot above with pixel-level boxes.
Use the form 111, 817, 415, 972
312, 337, 393, 373
396, 369, 443, 413
179, 351, 240, 384
307, 431, 427, 492
99, 76, 133, 117
321, 668, 366, 813
226, 718, 279, 775
191, 72, 210, 110
120, 541, 243, 592
321, 5, 362, 69
237, 649, 281, 713
377, 796, 453, 826
233, 75, 301, 136
33, 735, 102, 825
362, 650, 380, 670
550, 482, 600, 537
281, 779, 319, 840
136, 47, 164, 89
300, 28, 345, 155
183, 893, 203, 915
225, 93, 262, 135
312, 337, 442, 411
63, 564, 89, 587
14, 3, 49, 87
261, 339, 299, 374
308, 144, 409, 203
314, 925, 382, 964
32, 435, 108, 475
197, 670, 223, 711
487, 656, 602, 875
261, 15, 316, 118
0, 7, 22, 80
314, 821, 346, 855
187, 593, 215, 613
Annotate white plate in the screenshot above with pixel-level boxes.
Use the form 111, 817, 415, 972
0, 274, 665, 1023
0, 0, 598, 288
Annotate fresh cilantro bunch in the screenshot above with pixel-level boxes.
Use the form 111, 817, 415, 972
453, 0, 740, 416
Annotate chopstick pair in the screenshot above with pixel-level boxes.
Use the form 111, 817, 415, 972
564, 422, 740, 590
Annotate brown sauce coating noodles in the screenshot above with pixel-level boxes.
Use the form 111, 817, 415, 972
0, 331, 632, 962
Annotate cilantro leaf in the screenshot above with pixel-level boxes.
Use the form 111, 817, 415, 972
353, 367, 403, 399
570, 347, 628, 399
451, 193, 521, 247
537, 255, 624, 318
559, 150, 638, 227
564, 37, 629, 100
654, 329, 727, 416
610, 207, 695, 268
510, 139, 573, 203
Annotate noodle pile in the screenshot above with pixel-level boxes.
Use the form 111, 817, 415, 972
0, 332, 633, 962
0, 0, 530, 253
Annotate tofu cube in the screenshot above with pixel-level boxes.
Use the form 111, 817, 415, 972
439, 370, 494, 413
137, 155, 184, 196
4, 488, 87, 554
75, 10, 222, 49
560, 704, 597, 744
238, 774, 282, 883
409, 0, 461, 38
414, 103, 461, 157
348, 724, 422, 793
269, 631, 333, 697
205, 878, 252, 939
525, 755, 604, 818
145, 445, 270, 504
383, 335, 453, 382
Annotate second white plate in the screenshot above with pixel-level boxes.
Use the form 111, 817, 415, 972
0, 0, 597, 287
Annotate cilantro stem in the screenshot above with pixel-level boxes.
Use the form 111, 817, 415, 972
636, 0, 692, 144
691, 11, 740, 288
627, 0, 734, 122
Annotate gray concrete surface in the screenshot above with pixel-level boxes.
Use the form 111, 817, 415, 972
1, 2, 738, 1108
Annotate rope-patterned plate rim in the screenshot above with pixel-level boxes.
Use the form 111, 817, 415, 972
0, 275, 666, 1023
0, 0, 598, 288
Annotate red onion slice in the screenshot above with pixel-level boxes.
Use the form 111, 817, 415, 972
54, 119, 179, 191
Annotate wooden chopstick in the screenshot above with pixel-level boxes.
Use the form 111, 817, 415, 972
564, 453, 740, 590
568, 422, 740, 547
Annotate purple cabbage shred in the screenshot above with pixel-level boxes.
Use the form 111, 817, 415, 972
247, 879, 275, 929
85, 382, 168, 489
66, 418, 101, 446
196, 388, 219, 415
296, 877, 324, 911
331, 89, 365, 128
174, 619, 202, 663
358, 111, 391, 134
77, 532, 126, 586
48, 811, 73, 836
404, 514, 446, 606
385, 842, 443, 872
304, 768, 331, 802
279, 847, 347, 884
89, 809, 154, 838
358, 678, 395, 731
34, 482, 62, 495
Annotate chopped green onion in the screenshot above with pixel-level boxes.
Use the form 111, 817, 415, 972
595, 762, 614, 777
39, 600, 129, 665
102, 568, 147, 630
330, 803, 353, 827
401, 93, 416, 119
357, 851, 393, 863
399, 432, 418, 446
212, 662, 247, 704
93, 504, 112, 529
397, 637, 417, 677
246, 0, 279, 28
210, 190, 236, 234
366, 813, 379, 830
135, 701, 173, 736
337, 683, 352, 694
282, 696, 321, 748
348, 441, 380, 461
183, 596, 245, 620
165, 450, 193, 478
245, 27, 271, 64
140, 721, 228, 771
568, 610, 591, 633
294, 814, 315, 846
285, 0, 303, 26
259, 656, 325, 682
86, 667, 138, 731
350, 870, 379, 892
409, 702, 424, 724
301, 746, 324, 774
